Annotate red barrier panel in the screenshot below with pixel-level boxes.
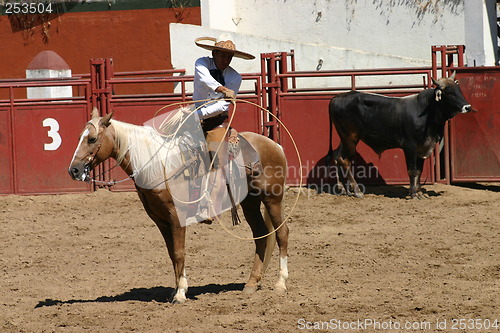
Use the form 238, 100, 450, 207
0, 108, 14, 194
450, 68, 500, 182
12, 104, 91, 194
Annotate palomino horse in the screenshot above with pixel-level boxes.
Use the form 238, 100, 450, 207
68, 108, 289, 303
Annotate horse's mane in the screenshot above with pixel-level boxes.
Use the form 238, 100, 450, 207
111, 120, 160, 165
110, 119, 179, 189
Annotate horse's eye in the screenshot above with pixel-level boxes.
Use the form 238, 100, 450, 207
88, 137, 97, 144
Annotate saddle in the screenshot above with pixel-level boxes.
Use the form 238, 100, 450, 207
228, 129, 262, 177
177, 128, 262, 226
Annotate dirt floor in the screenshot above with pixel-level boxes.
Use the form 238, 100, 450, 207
0, 183, 499, 333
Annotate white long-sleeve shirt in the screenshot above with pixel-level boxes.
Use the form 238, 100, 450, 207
193, 56, 242, 119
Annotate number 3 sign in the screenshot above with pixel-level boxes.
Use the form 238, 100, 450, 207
43, 118, 62, 151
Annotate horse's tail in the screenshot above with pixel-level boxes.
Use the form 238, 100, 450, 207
262, 205, 277, 276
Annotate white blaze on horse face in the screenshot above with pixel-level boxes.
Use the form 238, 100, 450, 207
70, 128, 90, 168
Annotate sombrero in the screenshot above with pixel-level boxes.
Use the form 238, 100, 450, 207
195, 37, 255, 60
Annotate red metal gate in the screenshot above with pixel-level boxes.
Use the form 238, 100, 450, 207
0, 78, 92, 195
2, 45, 499, 195
451, 68, 500, 181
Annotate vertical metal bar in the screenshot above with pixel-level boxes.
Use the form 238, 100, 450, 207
9, 86, 17, 194
431, 46, 438, 79
440, 46, 447, 77
457, 45, 465, 67
268, 53, 277, 141
290, 49, 297, 90
443, 122, 451, 184
260, 53, 268, 112
280, 51, 289, 93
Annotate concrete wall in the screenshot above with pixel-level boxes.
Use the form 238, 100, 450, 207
171, 0, 467, 74
171, 0, 500, 92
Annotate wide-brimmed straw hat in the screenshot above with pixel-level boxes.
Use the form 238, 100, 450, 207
195, 37, 255, 60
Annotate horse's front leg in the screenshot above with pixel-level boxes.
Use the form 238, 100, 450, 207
163, 224, 188, 304
150, 220, 188, 303
136, 188, 189, 304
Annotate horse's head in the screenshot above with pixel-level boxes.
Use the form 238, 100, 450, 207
68, 108, 115, 182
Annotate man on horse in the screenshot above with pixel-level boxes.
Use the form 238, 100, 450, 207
188, 35, 255, 224
193, 35, 254, 144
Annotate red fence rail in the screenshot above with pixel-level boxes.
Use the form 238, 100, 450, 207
1, 45, 499, 195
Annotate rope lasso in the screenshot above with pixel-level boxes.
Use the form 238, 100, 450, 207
151, 98, 303, 241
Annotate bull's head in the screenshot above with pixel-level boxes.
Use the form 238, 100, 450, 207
432, 71, 472, 118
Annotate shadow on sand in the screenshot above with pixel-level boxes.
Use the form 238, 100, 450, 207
35, 283, 245, 308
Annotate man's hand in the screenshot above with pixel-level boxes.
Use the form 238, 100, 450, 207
216, 86, 236, 99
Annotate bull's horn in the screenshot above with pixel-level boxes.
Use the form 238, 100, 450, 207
449, 71, 456, 80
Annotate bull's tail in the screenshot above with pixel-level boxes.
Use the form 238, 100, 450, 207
325, 98, 336, 167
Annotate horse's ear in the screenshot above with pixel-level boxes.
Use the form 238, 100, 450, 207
91, 107, 100, 119
99, 111, 114, 127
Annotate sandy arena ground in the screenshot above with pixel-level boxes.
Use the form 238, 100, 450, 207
0, 183, 499, 332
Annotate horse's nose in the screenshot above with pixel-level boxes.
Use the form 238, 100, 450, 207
68, 166, 80, 179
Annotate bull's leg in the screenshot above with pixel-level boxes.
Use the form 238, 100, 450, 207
240, 195, 269, 294
263, 197, 289, 294
339, 144, 364, 198
331, 145, 347, 195
405, 153, 428, 199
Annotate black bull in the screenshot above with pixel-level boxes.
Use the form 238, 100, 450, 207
326, 73, 472, 199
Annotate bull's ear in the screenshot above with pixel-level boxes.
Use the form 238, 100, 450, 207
449, 71, 456, 81
91, 107, 100, 119
99, 111, 114, 127
435, 89, 442, 102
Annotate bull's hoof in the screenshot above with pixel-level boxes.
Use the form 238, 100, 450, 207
242, 285, 258, 294
333, 183, 347, 196
348, 190, 364, 198
407, 192, 429, 200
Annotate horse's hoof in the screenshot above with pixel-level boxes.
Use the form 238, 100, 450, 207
242, 286, 258, 294
171, 297, 187, 304
274, 286, 287, 295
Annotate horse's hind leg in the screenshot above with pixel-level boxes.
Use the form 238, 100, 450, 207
263, 196, 289, 294
240, 195, 270, 294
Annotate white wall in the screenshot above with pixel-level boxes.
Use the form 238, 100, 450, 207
170, 0, 497, 91
465, 0, 499, 66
